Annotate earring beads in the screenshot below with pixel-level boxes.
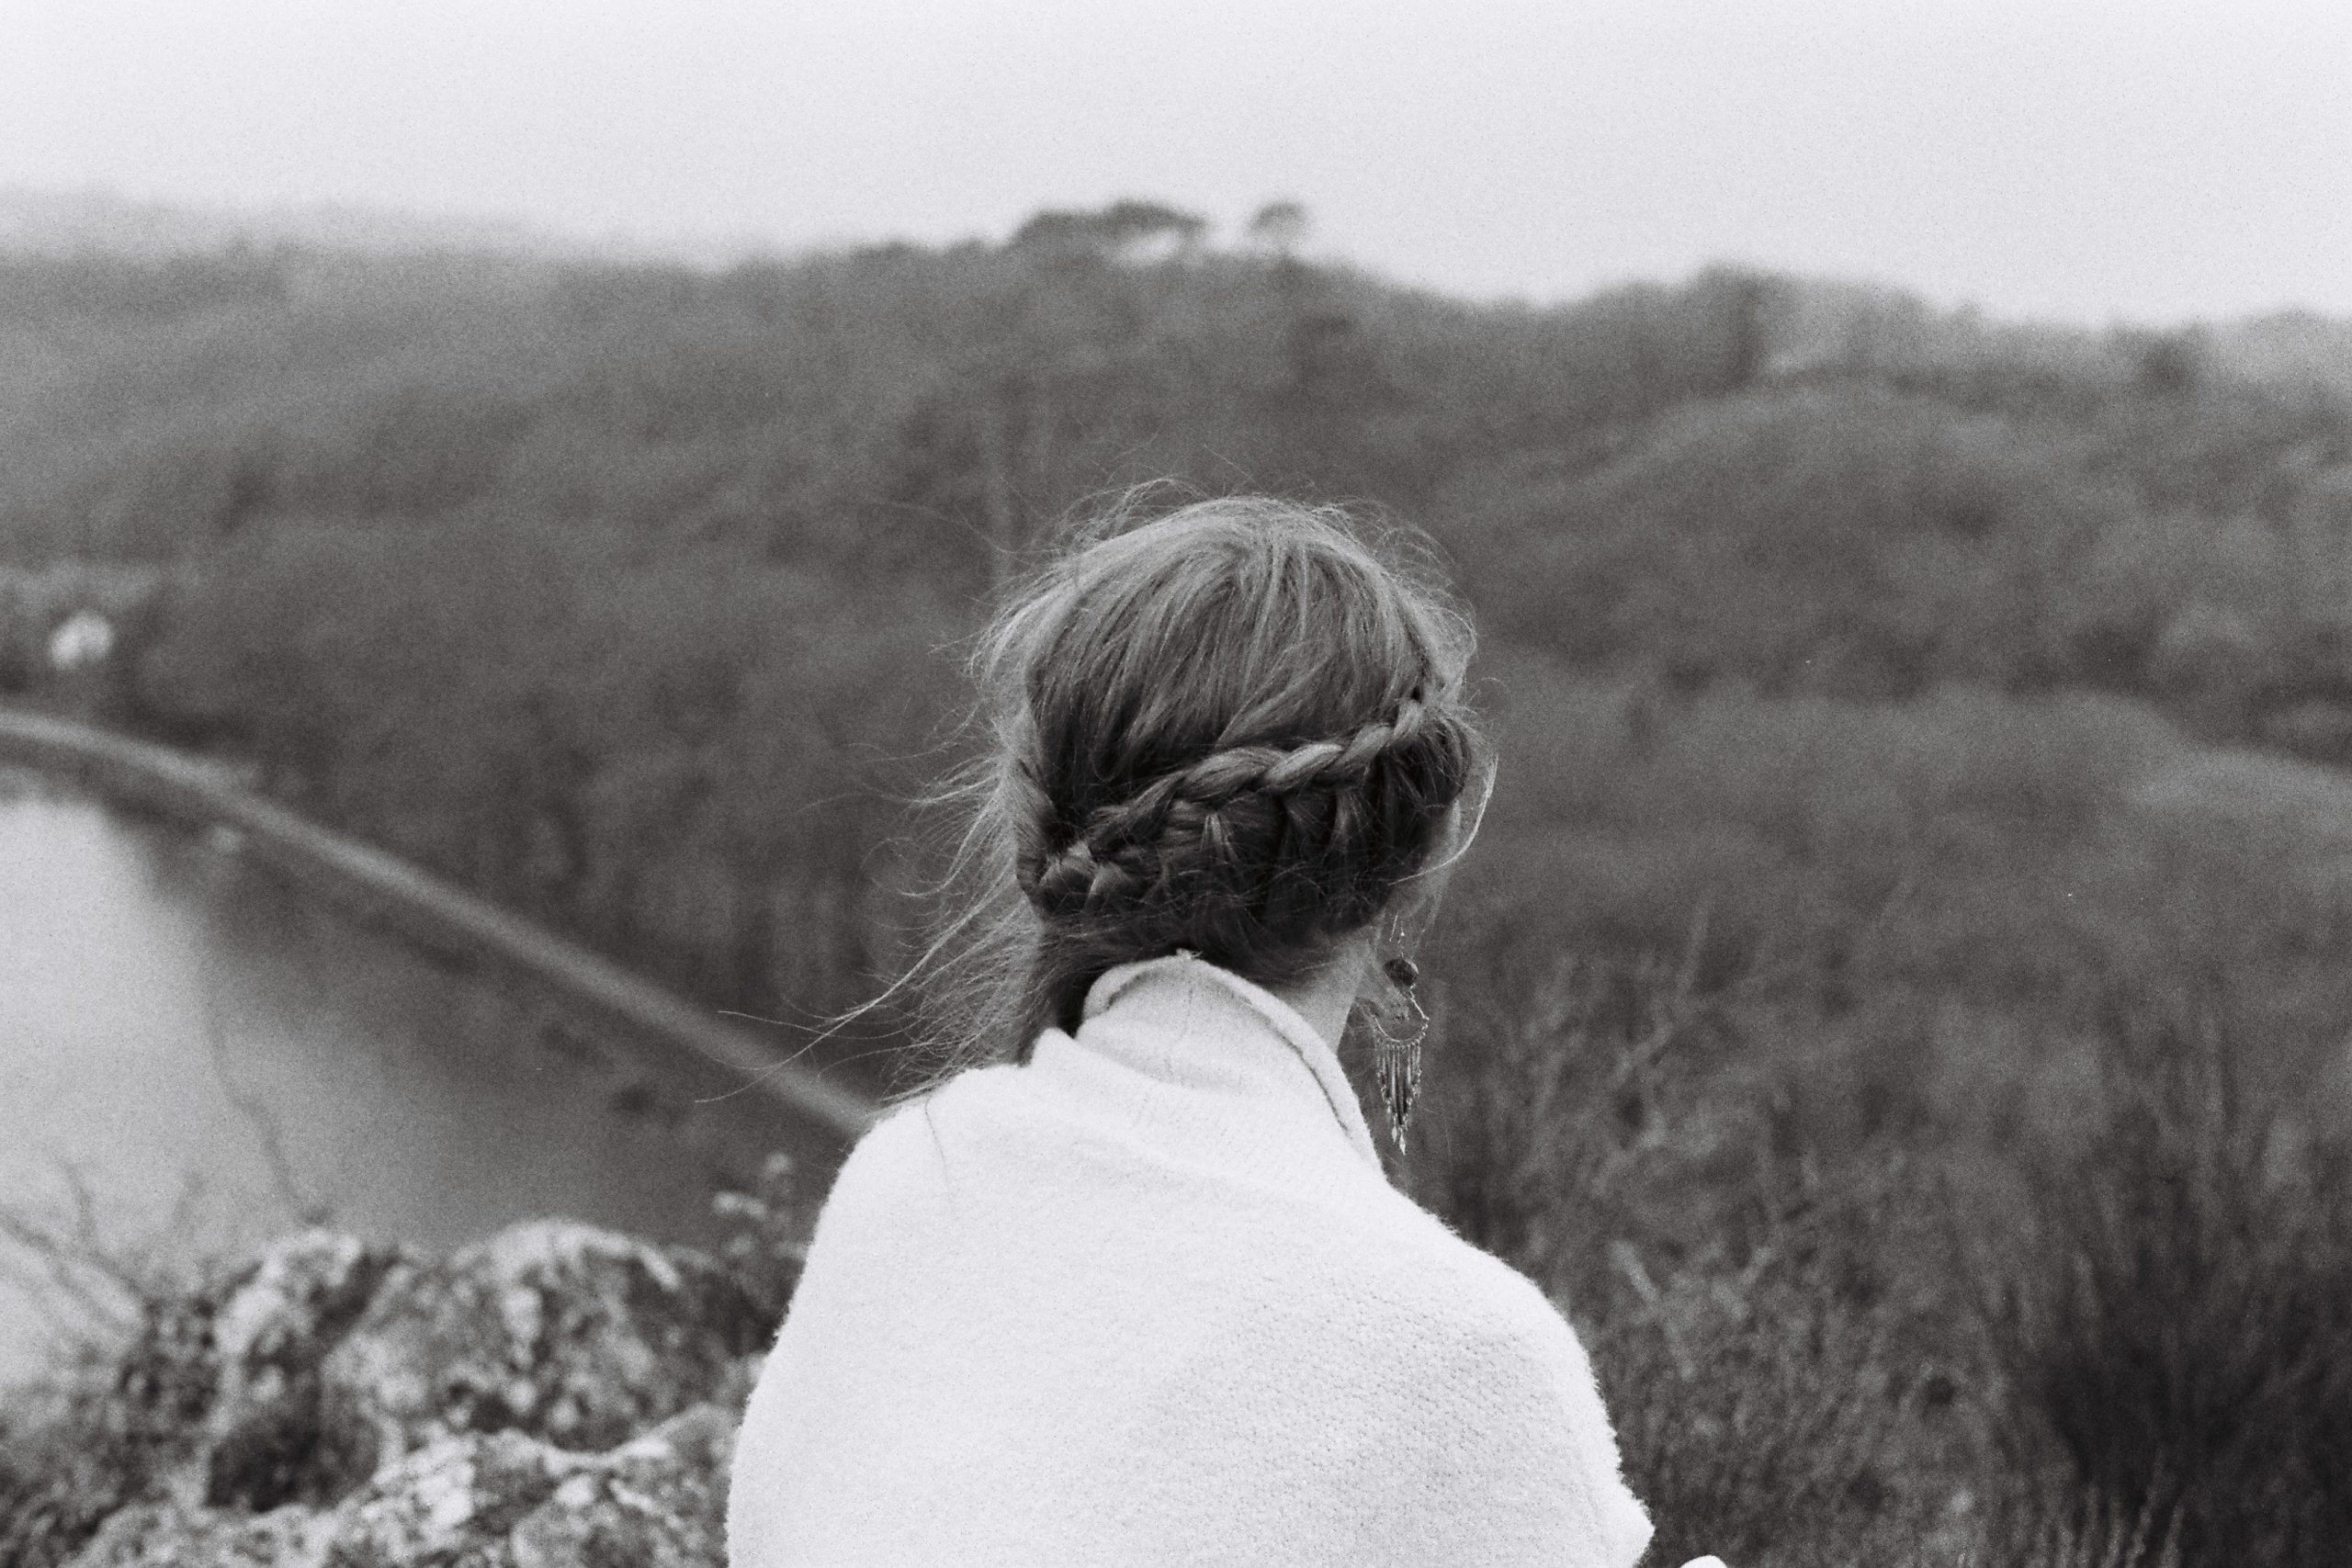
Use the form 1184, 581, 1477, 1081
1373, 955, 1428, 1153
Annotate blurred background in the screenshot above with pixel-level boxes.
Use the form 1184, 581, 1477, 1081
4, 2, 2351, 1563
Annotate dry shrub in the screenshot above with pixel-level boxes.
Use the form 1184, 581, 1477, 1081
0, 1285, 217, 1568
1972, 981, 2352, 1568
1976, 1481, 2187, 1568
1417, 923, 1977, 1565
1417, 911, 2352, 1568
1592, 1190, 1969, 1568
0, 1169, 224, 1568
1415, 914, 1753, 1287
710, 1150, 820, 1330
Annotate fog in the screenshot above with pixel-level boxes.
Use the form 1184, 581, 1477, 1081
8, 0, 2349, 320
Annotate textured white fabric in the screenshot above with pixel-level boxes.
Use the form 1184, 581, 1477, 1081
727, 953, 1655, 1567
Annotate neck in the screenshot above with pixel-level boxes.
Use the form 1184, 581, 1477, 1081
1263, 931, 1378, 1051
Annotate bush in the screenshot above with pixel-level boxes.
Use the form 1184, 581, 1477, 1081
1973, 980, 2352, 1567
0, 1273, 215, 1568
1595, 1211, 1962, 1568
1415, 929, 1979, 1565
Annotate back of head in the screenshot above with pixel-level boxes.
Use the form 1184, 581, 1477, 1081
918, 494, 1485, 1071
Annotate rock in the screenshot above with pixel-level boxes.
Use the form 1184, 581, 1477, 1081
68, 1409, 744, 1568
507, 1404, 735, 1568
28, 1222, 769, 1568
61, 1499, 326, 1568
201, 1231, 409, 1511
211, 1233, 411, 1404
320, 1430, 577, 1568
319, 1409, 736, 1568
321, 1221, 767, 1469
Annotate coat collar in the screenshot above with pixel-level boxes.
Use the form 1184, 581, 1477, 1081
1066, 952, 1385, 1172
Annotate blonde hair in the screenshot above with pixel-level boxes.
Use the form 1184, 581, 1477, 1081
897, 493, 1486, 1088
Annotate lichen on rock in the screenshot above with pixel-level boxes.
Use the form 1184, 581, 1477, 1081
321, 1219, 770, 1470
59, 1498, 328, 1568
17, 1217, 783, 1568
318, 1429, 578, 1568
505, 1404, 737, 1568
202, 1230, 410, 1512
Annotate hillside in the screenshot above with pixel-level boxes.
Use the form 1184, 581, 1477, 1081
5, 213, 2352, 1563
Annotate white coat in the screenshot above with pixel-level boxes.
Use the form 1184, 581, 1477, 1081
728, 953, 1655, 1567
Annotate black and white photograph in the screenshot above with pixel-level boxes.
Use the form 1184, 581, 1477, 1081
2, 3, 2348, 1563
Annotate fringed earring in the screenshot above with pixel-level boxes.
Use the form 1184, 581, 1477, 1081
1372, 954, 1429, 1153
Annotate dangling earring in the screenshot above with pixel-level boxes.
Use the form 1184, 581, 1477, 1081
1372, 954, 1429, 1153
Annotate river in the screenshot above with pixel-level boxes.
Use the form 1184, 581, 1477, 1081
0, 774, 817, 1384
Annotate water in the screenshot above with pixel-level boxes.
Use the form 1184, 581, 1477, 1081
0, 776, 817, 1383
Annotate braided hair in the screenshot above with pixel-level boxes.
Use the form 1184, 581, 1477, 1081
909, 494, 1485, 1079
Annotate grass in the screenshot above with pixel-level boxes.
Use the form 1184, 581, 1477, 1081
1416, 908, 2352, 1567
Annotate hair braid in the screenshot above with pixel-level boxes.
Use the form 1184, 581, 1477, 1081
1018, 692, 1449, 921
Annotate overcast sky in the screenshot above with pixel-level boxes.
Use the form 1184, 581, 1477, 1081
7, 0, 2348, 323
